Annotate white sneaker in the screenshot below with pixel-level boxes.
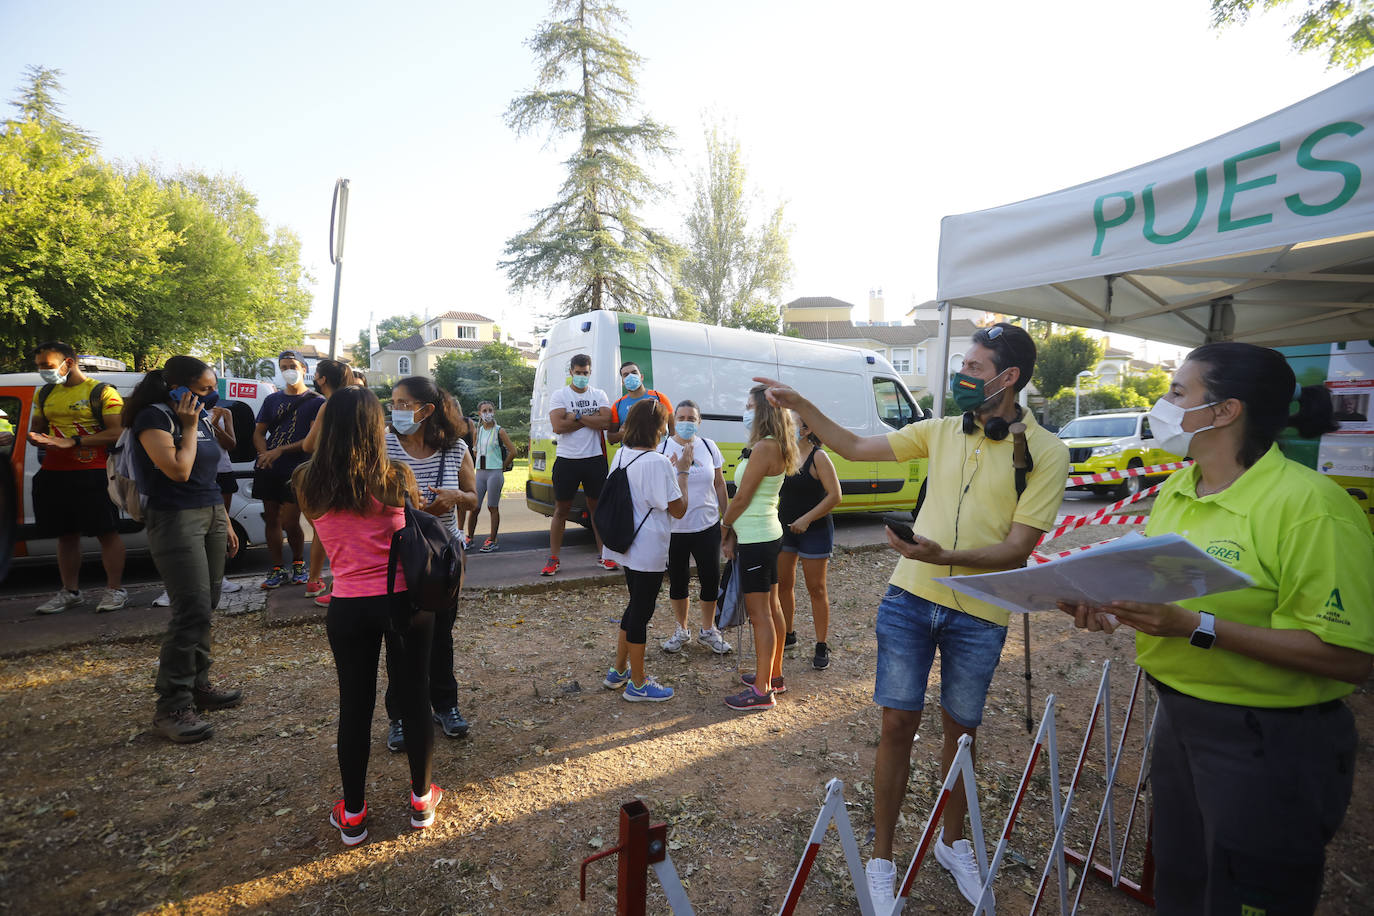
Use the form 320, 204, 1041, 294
35, 589, 82, 615
697, 626, 733, 654
95, 587, 128, 613
865, 857, 896, 910
153, 592, 171, 608
661, 626, 692, 653
934, 829, 994, 911
220, 577, 243, 594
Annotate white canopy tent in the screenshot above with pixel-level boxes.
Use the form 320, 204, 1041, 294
931, 67, 1374, 414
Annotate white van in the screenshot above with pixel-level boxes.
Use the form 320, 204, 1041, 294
0, 371, 278, 567
526, 310, 927, 522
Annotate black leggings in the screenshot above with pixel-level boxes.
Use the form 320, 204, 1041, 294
620, 568, 665, 644
667, 524, 721, 603
385, 595, 459, 717
327, 594, 435, 811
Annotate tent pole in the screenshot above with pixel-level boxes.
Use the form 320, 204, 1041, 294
1206, 297, 1235, 343
933, 302, 952, 418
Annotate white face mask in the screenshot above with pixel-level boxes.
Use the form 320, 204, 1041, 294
741, 409, 755, 431
1147, 396, 1217, 457
391, 409, 421, 435
480, 411, 494, 422
282, 369, 302, 386
38, 365, 69, 385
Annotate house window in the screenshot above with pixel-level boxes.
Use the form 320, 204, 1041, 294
457, 325, 477, 339
917, 347, 927, 375
398, 356, 411, 375
891, 348, 913, 374
431, 327, 440, 340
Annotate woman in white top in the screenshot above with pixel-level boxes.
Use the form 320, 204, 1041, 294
658, 400, 732, 655
601, 399, 691, 702
383, 377, 478, 748
467, 400, 516, 552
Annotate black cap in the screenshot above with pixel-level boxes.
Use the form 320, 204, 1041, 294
278, 350, 308, 366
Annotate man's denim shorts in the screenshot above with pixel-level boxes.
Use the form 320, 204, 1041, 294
873, 585, 1008, 728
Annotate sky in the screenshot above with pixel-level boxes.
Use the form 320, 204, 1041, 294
0, 0, 1357, 357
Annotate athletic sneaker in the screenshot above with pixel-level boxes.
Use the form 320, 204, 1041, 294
934, 829, 993, 910
724, 686, 775, 711
261, 566, 287, 589
35, 589, 82, 615
865, 858, 897, 909
220, 577, 243, 594
386, 719, 405, 753
813, 642, 831, 670
599, 558, 619, 571
95, 587, 128, 613
740, 672, 787, 694
290, 562, 309, 585
433, 707, 470, 739
624, 677, 674, 702
153, 706, 214, 743
153, 592, 171, 608
697, 626, 732, 654
784, 630, 798, 649
540, 556, 560, 577
602, 666, 631, 689
304, 580, 328, 598
192, 683, 243, 711
314, 594, 332, 608
661, 626, 692, 653
329, 799, 368, 846
410, 784, 444, 829
479, 538, 499, 553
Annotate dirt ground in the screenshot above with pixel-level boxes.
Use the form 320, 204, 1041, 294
1, 530, 1371, 915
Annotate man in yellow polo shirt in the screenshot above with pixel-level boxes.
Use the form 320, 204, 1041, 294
756, 322, 1069, 909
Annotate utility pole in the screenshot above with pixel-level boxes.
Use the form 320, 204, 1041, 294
327, 178, 350, 359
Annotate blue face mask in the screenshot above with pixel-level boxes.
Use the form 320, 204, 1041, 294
391, 410, 421, 435
200, 391, 219, 410
570, 374, 590, 390
742, 409, 755, 431
623, 374, 642, 391
676, 421, 697, 440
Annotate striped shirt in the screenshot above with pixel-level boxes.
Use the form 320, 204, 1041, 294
385, 431, 468, 537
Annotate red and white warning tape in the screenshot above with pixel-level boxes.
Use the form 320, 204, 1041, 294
1065, 460, 1191, 488
1030, 536, 1122, 564
1039, 480, 1162, 544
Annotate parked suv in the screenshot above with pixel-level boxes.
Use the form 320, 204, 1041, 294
1057, 410, 1183, 498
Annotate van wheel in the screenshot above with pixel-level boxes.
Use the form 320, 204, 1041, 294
1115, 460, 1145, 500
226, 520, 249, 571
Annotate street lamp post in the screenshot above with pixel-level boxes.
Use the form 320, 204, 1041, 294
1074, 370, 1095, 419
491, 368, 502, 410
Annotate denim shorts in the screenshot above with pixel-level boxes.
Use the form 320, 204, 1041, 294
780, 515, 834, 559
873, 585, 1008, 728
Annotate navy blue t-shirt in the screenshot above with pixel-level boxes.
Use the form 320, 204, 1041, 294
133, 405, 223, 510
254, 391, 324, 477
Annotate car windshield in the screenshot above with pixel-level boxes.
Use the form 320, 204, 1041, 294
1058, 417, 1136, 439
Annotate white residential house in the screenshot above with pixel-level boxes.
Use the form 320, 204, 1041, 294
368, 312, 538, 384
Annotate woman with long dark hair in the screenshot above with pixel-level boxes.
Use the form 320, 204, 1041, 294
383, 377, 478, 750
125, 356, 241, 744
300, 357, 352, 605
1062, 342, 1373, 913
294, 386, 442, 846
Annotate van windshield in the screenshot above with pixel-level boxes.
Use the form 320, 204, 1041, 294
1058, 417, 1136, 439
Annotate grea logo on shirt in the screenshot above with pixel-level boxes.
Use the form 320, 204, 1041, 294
1204, 539, 1244, 565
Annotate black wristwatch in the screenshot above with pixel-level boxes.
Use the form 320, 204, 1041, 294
72, 435, 83, 449
1188, 611, 1216, 650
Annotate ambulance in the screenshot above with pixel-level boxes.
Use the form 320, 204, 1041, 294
0, 370, 278, 566
526, 310, 928, 523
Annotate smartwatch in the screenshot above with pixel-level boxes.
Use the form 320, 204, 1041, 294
1188, 611, 1216, 650
73, 435, 83, 449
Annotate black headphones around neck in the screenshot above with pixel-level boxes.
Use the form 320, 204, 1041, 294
963, 404, 1023, 441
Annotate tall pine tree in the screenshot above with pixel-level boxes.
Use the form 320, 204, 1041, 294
503, 0, 684, 317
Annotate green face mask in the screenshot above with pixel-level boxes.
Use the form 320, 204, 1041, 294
950, 368, 1011, 413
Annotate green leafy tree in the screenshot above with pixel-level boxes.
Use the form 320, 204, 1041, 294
502, 0, 686, 318
1211, 0, 1373, 69
1032, 329, 1106, 399
1044, 384, 1151, 429
354, 314, 424, 369
680, 127, 792, 333
1122, 366, 1170, 403
433, 343, 536, 450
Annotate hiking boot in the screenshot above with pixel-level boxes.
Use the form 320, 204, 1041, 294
599, 558, 619, 571
784, 630, 798, 649
95, 587, 128, 613
153, 591, 171, 607
661, 626, 691, 653
193, 683, 243, 712
35, 589, 82, 615
410, 784, 444, 829
813, 641, 831, 670
624, 677, 674, 702
934, 829, 993, 910
220, 577, 243, 594
261, 566, 287, 589
865, 858, 897, 909
329, 799, 368, 846
540, 556, 560, 577
433, 707, 470, 739
697, 626, 732, 654
304, 579, 328, 598
740, 672, 786, 694
479, 538, 499, 553
724, 686, 775, 712
386, 719, 406, 753
153, 706, 214, 743
602, 667, 631, 690
290, 562, 309, 585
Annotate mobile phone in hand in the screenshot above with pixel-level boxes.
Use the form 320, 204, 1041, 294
883, 513, 917, 544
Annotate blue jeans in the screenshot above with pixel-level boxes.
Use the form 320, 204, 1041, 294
873, 585, 1008, 728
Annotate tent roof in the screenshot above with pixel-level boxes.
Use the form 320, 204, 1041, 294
936, 68, 1374, 349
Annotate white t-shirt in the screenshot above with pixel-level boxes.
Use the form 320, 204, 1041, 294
549, 385, 611, 459
601, 447, 680, 573
658, 436, 723, 534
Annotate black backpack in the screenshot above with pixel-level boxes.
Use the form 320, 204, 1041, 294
387, 495, 462, 625
594, 449, 652, 554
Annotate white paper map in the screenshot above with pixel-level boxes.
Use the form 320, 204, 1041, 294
934, 533, 1253, 615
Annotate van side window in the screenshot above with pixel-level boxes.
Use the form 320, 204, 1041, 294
0, 396, 20, 457
1141, 417, 1153, 439
873, 378, 916, 430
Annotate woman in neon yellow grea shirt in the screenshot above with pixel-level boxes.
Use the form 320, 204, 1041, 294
1063, 342, 1373, 915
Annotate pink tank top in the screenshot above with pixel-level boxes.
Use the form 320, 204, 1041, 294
310, 498, 407, 598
